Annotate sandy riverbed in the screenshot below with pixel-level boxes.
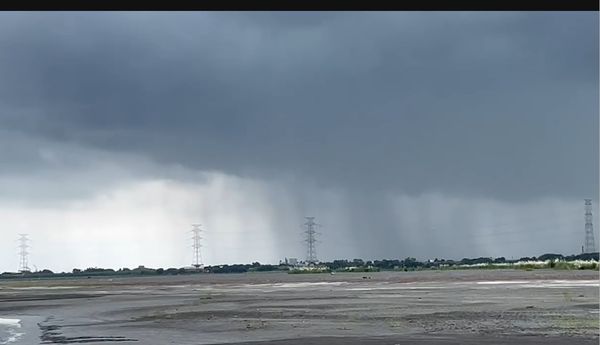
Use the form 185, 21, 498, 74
0, 270, 598, 344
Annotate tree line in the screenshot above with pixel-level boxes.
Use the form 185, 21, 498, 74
1, 252, 597, 279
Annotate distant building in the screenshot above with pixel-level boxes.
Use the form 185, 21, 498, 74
281, 257, 299, 266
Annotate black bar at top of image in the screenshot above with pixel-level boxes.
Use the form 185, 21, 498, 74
2, 0, 599, 11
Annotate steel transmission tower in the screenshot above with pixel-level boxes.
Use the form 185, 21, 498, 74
304, 217, 319, 264
584, 199, 596, 253
191, 224, 203, 268
18, 234, 30, 273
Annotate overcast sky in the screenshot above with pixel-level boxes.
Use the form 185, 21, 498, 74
0, 12, 598, 272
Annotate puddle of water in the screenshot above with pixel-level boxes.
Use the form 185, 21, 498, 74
8, 286, 77, 290
475, 280, 599, 288
0, 319, 23, 345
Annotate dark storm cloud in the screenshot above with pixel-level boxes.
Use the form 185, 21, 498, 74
0, 12, 597, 201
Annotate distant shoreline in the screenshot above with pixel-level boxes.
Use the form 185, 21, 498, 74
0, 253, 600, 280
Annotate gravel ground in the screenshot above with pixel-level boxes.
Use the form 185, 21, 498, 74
0, 269, 598, 344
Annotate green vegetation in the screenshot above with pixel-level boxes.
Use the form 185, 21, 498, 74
1, 252, 598, 279
288, 267, 331, 274
441, 259, 599, 271
340, 266, 380, 273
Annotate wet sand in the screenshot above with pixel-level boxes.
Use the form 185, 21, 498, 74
0, 270, 598, 344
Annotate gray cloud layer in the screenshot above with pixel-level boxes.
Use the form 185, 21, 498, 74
1, 12, 597, 200
0, 12, 597, 269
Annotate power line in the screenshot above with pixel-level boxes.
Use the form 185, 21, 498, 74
584, 199, 596, 253
191, 224, 203, 268
304, 217, 319, 265
18, 234, 30, 273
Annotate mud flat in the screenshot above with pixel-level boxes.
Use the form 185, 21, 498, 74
0, 269, 598, 344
